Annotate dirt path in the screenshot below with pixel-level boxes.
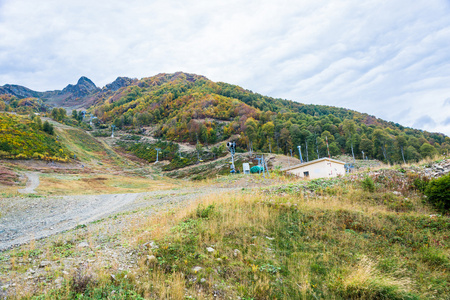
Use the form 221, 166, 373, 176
0, 187, 233, 251
18, 172, 40, 194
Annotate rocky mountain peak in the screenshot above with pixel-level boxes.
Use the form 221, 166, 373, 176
62, 76, 99, 98
105, 77, 135, 91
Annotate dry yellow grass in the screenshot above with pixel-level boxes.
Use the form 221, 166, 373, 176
36, 174, 180, 195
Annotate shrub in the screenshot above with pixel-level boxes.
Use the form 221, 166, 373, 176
425, 174, 450, 212
196, 204, 215, 219
361, 176, 375, 192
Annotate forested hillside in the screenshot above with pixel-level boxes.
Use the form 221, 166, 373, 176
0, 113, 71, 161
89, 72, 449, 164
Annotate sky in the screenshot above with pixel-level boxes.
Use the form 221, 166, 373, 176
1, 0, 450, 136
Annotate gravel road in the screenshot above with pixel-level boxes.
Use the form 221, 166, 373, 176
0, 187, 231, 251
17, 172, 40, 194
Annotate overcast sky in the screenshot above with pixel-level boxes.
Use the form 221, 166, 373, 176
1, 0, 449, 136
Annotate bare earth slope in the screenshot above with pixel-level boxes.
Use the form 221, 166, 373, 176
0, 186, 235, 251
17, 172, 40, 194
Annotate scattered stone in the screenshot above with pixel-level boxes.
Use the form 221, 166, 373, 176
200, 278, 206, 283
143, 241, 159, 249
87, 259, 95, 263
206, 247, 215, 253
39, 261, 51, 268
54, 277, 64, 287
233, 249, 241, 257
192, 266, 202, 273
146, 255, 156, 265
393, 191, 401, 196
28, 268, 35, 274
265, 236, 275, 240
77, 242, 89, 248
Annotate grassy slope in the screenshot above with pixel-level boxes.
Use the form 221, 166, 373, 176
6, 161, 448, 299
56, 128, 129, 168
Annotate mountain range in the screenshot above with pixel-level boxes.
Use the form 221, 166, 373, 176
0, 76, 136, 108
1, 72, 449, 164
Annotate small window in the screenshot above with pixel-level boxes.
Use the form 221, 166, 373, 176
303, 171, 309, 178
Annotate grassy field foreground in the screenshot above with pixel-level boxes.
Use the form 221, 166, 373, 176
14, 167, 448, 300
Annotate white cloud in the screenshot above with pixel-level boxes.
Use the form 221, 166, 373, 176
0, 0, 450, 135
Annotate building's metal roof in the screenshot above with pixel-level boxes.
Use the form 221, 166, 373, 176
281, 157, 346, 172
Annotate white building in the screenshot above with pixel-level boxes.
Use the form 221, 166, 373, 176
281, 157, 346, 179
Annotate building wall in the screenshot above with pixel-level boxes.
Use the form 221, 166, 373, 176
287, 160, 345, 179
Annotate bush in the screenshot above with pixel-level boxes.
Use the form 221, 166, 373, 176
361, 176, 375, 192
425, 174, 450, 212
412, 177, 429, 193
196, 204, 215, 218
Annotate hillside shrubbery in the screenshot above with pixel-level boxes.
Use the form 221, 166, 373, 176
0, 113, 71, 161
425, 174, 450, 212
117, 138, 227, 171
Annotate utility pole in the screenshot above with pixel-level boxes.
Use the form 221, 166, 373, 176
297, 145, 303, 163
349, 134, 355, 163
305, 138, 309, 162
315, 135, 319, 159
155, 148, 161, 163
326, 136, 331, 158
400, 146, 406, 164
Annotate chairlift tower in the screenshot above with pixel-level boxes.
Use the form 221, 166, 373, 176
255, 154, 270, 177
226, 141, 236, 173
89, 115, 97, 127
111, 125, 116, 138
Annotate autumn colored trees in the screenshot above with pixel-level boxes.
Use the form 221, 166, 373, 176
84, 73, 449, 164
0, 113, 70, 161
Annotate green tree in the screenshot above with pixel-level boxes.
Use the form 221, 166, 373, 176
425, 174, 450, 211
396, 135, 408, 164
42, 121, 54, 135
359, 135, 374, 159
343, 119, 357, 160
244, 117, 258, 151
419, 143, 437, 158
405, 145, 421, 162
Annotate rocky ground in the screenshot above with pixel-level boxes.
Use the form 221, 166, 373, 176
0, 184, 245, 297
0, 172, 285, 298
418, 158, 450, 178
